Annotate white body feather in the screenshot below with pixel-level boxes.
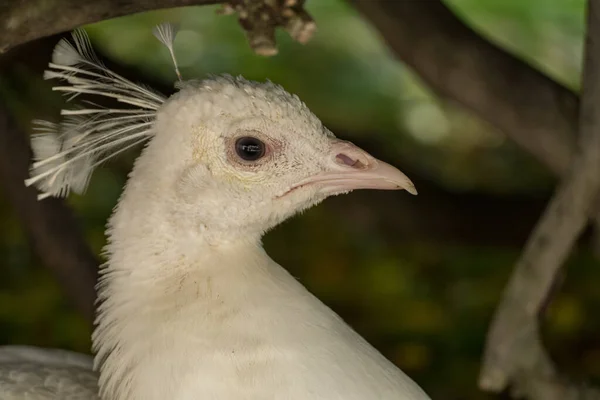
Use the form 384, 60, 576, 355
5, 28, 432, 400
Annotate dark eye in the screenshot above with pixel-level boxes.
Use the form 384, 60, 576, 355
235, 136, 266, 161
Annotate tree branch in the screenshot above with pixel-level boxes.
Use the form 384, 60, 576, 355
0, 100, 99, 322
0, 0, 219, 53
478, 1, 600, 398
0, 0, 316, 55
348, 0, 578, 177
348, 0, 600, 253
219, 0, 316, 55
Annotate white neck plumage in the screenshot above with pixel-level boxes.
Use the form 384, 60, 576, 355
90, 138, 266, 400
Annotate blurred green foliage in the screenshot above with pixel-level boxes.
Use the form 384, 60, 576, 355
1, 1, 599, 399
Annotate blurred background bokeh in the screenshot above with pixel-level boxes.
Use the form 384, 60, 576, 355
0, 1, 598, 399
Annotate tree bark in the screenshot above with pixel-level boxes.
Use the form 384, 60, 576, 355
0, 0, 220, 53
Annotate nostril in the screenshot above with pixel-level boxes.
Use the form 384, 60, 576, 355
335, 153, 368, 169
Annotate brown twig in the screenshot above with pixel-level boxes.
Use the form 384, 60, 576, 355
218, 0, 316, 55
478, 1, 600, 398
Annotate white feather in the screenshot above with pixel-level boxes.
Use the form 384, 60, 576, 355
25, 28, 166, 200
152, 22, 182, 81
52, 38, 84, 66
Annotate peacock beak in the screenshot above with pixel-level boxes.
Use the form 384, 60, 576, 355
279, 140, 417, 198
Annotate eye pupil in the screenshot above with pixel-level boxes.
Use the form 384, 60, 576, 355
235, 137, 266, 161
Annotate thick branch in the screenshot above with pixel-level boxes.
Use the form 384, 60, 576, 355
349, 0, 578, 177
0, 0, 316, 55
0, 101, 99, 322
0, 0, 219, 53
479, 1, 600, 398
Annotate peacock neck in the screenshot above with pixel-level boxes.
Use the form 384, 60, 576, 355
91, 143, 265, 400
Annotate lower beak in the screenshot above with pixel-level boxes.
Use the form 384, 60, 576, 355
280, 140, 417, 197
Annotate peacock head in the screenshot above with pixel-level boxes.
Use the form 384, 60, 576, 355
25, 25, 416, 239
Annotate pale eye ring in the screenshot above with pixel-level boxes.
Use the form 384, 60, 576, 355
235, 136, 266, 161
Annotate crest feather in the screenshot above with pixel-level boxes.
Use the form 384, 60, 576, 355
152, 22, 183, 82
25, 28, 168, 200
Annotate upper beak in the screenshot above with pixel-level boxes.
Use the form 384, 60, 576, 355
280, 140, 417, 197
